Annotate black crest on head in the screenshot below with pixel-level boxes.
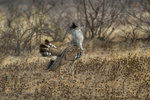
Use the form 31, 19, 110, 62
70, 22, 77, 29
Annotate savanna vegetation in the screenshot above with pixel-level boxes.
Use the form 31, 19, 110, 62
0, 0, 150, 99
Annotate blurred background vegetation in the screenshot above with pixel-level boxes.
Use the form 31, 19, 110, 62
0, 0, 149, 56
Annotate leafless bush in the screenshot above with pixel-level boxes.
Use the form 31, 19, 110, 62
0, 0, 73, 55
75, 0, 124, 41
126, 0, 150, 40
0, 0, 149, 55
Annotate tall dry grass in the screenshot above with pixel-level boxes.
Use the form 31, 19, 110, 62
0, 41, 150, 100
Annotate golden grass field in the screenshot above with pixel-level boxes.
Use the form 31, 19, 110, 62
0, 40, 150, 100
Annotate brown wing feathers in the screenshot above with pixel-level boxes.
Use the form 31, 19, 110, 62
47, 45, 83, 71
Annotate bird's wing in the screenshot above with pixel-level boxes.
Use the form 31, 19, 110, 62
61, 45, 82, 61
48, 44, 83, 71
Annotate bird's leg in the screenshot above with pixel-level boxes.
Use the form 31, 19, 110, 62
71, 52, 82, 80
71, 62, 75, 80
70, 61, 75, 80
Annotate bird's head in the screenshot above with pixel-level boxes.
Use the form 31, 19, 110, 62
70, 22, 77, 29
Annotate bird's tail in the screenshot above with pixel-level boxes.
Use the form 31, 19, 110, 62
39, 39, 57, 57
45, 39, 57, 48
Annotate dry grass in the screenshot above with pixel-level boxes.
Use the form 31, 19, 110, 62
0, 42, 150, 100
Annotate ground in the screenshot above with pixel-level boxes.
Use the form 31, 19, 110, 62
0, 41, 150, 100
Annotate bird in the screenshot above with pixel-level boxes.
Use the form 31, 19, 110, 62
39, 22, 84, 71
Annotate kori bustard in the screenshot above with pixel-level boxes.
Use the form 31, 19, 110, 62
40, 22, 84, 71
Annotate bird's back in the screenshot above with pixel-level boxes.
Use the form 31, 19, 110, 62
47, 44, 83, 71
